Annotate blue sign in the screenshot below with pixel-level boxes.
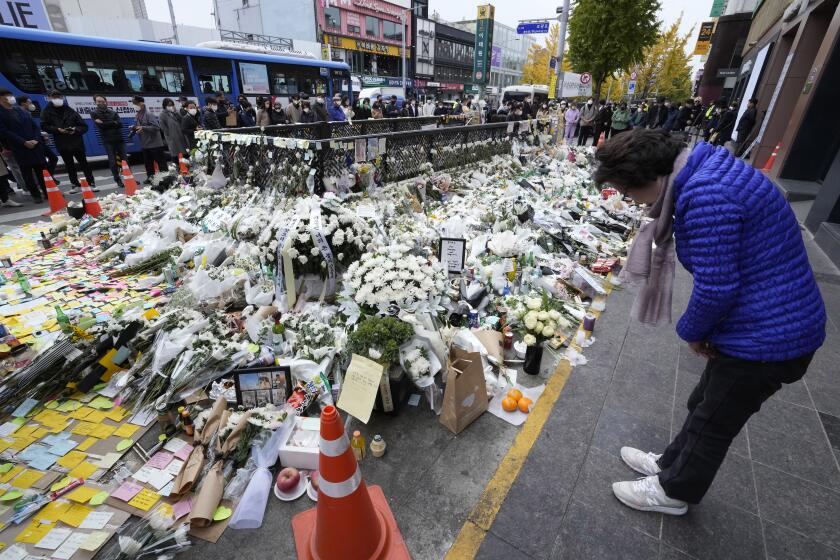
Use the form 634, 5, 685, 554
0, 0, 51, 30
517, 22, 549, 34
627, 81, 637, 94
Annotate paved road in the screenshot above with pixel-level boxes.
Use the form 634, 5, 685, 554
0, 163, 150, 227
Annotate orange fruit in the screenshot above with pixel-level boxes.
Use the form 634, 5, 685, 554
518, 397, 533, 413
501, 397, 518, 412
507, 389, 523, 402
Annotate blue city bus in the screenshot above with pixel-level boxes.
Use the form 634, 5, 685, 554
0, 27, 352, 157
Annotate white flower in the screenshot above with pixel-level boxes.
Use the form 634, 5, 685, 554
526, 298, 542, 310
298, 255, 308, 264
523, 334, 537, 346
537, 311, 549, 321
338, 253, 344, 261
368, 348, 382, 360
542, 326, 555, 338
524, 316, 537, 330
297, 233, 310, 244
549, 309, 561, 320
310, 247, 320, 256
535, 321, 544, 333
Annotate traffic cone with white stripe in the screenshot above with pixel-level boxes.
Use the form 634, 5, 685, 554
292, 405, 409, 560
121, 160, 138, 196
761, 142, 781, 172
596, 130, 606, 146
41, 170, 66, 216
79, 179, 101, 218
178, 153, 189, 176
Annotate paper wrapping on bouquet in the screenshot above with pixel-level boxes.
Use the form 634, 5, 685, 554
229, 415, 295, 529
308, 206, 336, 301
191, 410, 252, 528
171, 396, 227, 497
274, 217, 301, 309
440, 347, 488, 434
473, 330, 503, 367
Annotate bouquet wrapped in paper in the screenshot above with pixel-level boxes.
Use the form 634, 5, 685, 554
171, 396, 226, 497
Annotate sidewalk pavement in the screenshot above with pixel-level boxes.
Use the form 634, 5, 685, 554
477, 232, 840, 560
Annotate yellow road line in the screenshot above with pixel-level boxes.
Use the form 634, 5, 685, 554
446, 294, 610, 559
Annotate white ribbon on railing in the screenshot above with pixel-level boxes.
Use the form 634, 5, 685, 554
274, 216, 301, 309
309, 206, 336, 300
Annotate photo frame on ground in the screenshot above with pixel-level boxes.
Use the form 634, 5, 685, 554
233, 365, 291, 407
439, 237, 466, 274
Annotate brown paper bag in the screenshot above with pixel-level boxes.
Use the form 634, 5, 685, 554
171, 396, 227, 497
190, 461, 225, 528
439, 347, 489, 434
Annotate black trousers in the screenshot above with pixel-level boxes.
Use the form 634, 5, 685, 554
658, 351, 813, 503
103, 140, 127, 181
58, 149, 95, 186
45, 148, 58, 178
19, 163, 46, 200
142, 147, 168, 179
577, 125, 594, 146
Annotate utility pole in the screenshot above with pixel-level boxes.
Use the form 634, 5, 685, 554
555, 0, 570, 99
401, 11, 407, 98
166, 0, 179, 44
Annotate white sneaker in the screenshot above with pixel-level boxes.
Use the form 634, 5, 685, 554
68, 187, 80, 195
2, 199, 22, 207
612, 475, 688, 515
620, 446, 662, 476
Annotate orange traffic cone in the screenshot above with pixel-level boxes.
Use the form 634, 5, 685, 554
121, 160, 138, 196
79, 179, 101, 218
41, 170, 67, 216
153, 160, 160, 174
761, 142, 781, 172
596, 130, 606, 146
292, 405, 409, 560
178, 153, 189, 176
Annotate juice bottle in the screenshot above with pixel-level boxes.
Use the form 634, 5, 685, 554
351, 430, 366, 461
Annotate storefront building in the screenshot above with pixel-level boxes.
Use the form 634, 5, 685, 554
451, 19, 534, 92
317, 0, 411, 83
698, 12, 753, 103
738, 0, 840, 266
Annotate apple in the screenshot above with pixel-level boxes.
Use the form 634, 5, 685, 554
276, 467, 300, 492
310, 471, 320, 492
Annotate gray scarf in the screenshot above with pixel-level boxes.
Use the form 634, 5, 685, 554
620, 148, 689, 325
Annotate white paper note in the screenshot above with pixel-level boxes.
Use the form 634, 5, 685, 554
79, 510, 114, 530
0, 544, 28, 560
79, 531, 110, 552
34, 527, 72, 550
52, 532, 89, 560
146, 469, 173, 491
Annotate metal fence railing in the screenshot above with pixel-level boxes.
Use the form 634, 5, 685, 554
201, 120, 538, 194
232, 116, 445, 140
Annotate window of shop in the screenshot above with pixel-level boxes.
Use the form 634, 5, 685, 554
324, 7, 340, 29
383, 20, 402, 42
348, 24, 361, 35
366, 16, 379, 38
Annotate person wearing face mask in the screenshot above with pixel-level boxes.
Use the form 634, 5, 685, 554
18, 95, 59, 184
611, 102, 631, 136
130, 95, 167, 184
180, 102, 201, 150
0, 88, 47, 203
327, 94, 346, 122
341, 96, 354, 122
313, 95, 330, 122
402, 97, 419, 118
40, 90, 96, 194
201, 98, 221, 131
536, 103, 550, 132
383, 95, 400, 118
159, 98, 188, 164
285, 94, 302, 124
269, 99, 287, 125
236, 95, 256, 127
355, 98, 371, 120
255, 97, 270, 127
564, 103, 580, 142
578, 98, 598, 146
371, 100, 384, 119
178, 96, 189, 117
91, 95, 126, 186
299, 100, 316, 123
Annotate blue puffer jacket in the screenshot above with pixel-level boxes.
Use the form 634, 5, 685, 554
673, 142, 826, 361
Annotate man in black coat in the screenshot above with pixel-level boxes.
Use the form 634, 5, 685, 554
0, 89, 47, 202
91, 95, 125, 186
593, 100, 609, 144
383, 95, 400, 118
40, 90, 96, 193
735, 97, 758, 155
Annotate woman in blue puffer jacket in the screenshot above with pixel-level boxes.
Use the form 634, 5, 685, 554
592, 128, 825, 516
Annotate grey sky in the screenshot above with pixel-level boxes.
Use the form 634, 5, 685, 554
147, 0, 712, 63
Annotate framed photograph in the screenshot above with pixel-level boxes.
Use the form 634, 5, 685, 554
439, 237, 466, 274
234, 365, 291, 407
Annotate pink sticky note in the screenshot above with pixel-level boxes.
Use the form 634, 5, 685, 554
173, 444, 193, 462
111, 481, 144, 502
172, 497, 192, 520
145, 452, 173, 470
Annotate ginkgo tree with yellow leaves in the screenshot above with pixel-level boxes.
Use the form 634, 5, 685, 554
519, 24, 571, 86
631, 17, 694, 101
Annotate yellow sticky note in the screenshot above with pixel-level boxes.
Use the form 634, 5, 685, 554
0, 440, 11, 453
113, 424, 139, 438
68, 461, 98, 480
56, 400, 82, 413
105, 407, 129, 422
14, 425, 37, 437
76, 437, 98, 452
10, 469, 43, 489
65, 486, 101, 504
69, 407, 95, 420
7, 437, 34, 451
85, 411, 107, 424
89, 424, 116, 439
15, 520, 55, 544
127, 488, 160, 511
79, 531, 110, 552
0, 466, 23, 483
34, 501, 71, 523
61, 503, 93, 527
71, 422, 96, 436
57, 450, 87, 469
31, 427, 48, 439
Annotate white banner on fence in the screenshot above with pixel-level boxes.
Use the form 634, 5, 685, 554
558, 72, 593, 99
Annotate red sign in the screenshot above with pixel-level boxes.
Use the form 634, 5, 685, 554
580, 72, 591, 85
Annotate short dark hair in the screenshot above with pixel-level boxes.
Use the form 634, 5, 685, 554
162, 97, 174, 107
593, 128, 686, 190
132, 95, 145, 103
0, 88, 10, 96
49, 90, 62, 97
93, 94, 107, 102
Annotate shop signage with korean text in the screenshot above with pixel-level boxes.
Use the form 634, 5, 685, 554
472, 4, 495, 84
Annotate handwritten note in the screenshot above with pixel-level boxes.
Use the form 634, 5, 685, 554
145, 451, 173, 470
79, 510, 113, 530
34, 527, 72, 550
111, 480, 143, 502
127, 488, 160, 511
79, 531, 110, 551
337, 354, 385, 424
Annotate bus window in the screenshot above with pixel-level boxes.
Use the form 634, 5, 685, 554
269, 69, 298, 96
83, 63, 118, 90
198, 74, 230, 94
2, 52, 39, 92
123, 65, 186, 94
35, 58, 88, 92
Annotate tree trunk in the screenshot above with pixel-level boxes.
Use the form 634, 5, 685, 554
593, 81, 603, 102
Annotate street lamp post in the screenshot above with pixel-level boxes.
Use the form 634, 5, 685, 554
555, 0, 570, 99
401, 5, 424, 99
